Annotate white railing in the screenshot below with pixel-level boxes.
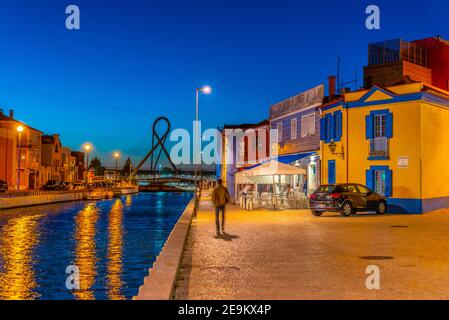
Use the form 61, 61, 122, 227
369, 137, 388, 157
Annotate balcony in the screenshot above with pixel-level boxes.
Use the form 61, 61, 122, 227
369, 138, 389, 160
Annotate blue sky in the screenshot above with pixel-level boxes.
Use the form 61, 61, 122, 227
1, 0, 448, 167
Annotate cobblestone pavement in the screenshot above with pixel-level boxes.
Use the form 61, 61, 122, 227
175, 191, 449, 300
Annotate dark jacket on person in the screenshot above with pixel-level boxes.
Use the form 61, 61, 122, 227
212, 185, 230, 207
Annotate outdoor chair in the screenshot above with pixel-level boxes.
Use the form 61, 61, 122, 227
260, 192, 272, 208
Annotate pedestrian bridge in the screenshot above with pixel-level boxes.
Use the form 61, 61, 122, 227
134, 174, 215, 185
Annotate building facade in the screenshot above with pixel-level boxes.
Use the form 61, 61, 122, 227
0, 109, 43, 190
71, 151, 85, 181
219, 120, 270, 200
414, 37, 449, 91
41, 134, 63, 184
364, 37, 449, 91
61, 146, 77, 182
320, 82, 449, 214
269, 84, 324, 195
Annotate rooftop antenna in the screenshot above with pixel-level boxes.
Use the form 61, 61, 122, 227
337, 56, 341, 92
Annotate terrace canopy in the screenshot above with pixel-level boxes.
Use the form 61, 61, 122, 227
235, 160, 306, 184
243, 160, 306, 177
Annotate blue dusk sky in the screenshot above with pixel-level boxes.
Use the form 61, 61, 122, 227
0, 0, 448, 167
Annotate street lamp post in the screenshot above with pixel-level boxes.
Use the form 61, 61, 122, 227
16, 125, 24, 191
83, 143, 92, 188
194, 86, 212, 191
114, 152, 120, 186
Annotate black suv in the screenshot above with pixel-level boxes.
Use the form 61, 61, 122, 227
310, 183, 387, 217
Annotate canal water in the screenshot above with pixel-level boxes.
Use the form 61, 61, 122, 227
0, 192, 192, 300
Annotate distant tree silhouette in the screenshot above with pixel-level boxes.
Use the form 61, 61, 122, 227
90, 156, 105, 176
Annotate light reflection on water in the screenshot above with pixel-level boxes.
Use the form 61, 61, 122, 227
0, 214, 42, 300
107, 200, 125, 300
0, 192, 192, 300
73, 203, 99, 300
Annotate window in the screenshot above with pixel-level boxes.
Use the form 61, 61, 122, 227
301, 114, 315, 137
344, 185, 359, 194
366, 109, 393, 140
367, 110, 392, 159
320, 111, 342, 143
357, 185, 370, 194
277, 122, 283, 142
239, 137, 245, 163
366, 166, 392, 197
317, 185, 338, 193
291, 118, 297, 140
374, 114, 386, 138
333, 111, 342, 142
374, 170, 386, 196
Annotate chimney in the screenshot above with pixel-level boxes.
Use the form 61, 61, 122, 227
328, 76, 336, 100
9, 109, 14, 119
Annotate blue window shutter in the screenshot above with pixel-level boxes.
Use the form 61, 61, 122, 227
365, 114, 373, 139
337, 111, 342, 140
332, 114, 337, 141
385, 169, 392, 197
320, 117, 326, 141
366, 169, 373, 190
324, 114, 331, 143
334, 111, 342, 142
386, 112, 393, 138
325, 114, 333, 143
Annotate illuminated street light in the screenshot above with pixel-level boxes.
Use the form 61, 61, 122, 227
195, 85, 212, 191
16, 125, 24, 191
83, 143, 93, 186
200, 85, 212, 95
114, 152, 120, 184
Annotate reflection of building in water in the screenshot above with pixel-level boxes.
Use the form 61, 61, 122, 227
107, 199, 125, 300
74, 203, 99, 300
125, 195, 132, 207
0, 214, 42, 300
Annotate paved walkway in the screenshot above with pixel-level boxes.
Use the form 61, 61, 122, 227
175, 190, 449, 300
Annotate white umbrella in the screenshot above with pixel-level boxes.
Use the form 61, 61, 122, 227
242, 160, 306, 210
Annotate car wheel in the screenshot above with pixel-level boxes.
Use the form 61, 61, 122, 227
376, 201, 387, 215
340, 201, 353, 217
312, 211, 323, 217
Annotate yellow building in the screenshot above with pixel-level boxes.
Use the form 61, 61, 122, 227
319, 82, 449, 214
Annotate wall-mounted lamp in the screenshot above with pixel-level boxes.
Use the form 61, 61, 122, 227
328, 140, 344, 158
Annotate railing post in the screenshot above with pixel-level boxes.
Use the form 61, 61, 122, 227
193, 189, 199, 218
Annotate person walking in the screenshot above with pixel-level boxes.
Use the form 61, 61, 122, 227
212, 178, 230, 236
302, 177, 308, 196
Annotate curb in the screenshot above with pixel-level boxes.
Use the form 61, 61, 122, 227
133, 197, 195, 300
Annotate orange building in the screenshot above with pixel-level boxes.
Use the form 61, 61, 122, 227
0, 109, 43, 190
